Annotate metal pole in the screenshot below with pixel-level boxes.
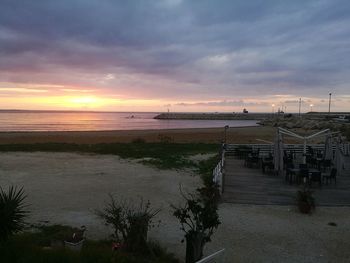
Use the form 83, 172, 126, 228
328, 93, 332, 115
303, 138, 307, 164
224, 125, 229, 144
298, 98, 301, 117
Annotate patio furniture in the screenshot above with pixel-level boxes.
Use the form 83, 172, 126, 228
262, 157, 274, 174
309, 171, 322, 187
245, 150, 260, 168
323, 168, 337, 185
299, 168, 309, 185
285, 163, 296, 184
236, 147, 252, 159
299, 163, 308, 169
322, 159, 332, 172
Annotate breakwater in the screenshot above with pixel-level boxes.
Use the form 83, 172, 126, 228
154, 113, 271, 120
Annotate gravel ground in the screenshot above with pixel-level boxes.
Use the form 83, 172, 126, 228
1, 152, 349, 263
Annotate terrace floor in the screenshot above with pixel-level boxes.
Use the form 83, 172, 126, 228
222, 156, 350, 206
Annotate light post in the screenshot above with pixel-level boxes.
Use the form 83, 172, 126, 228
224, 125, 229, 145
298, 98, 301, 117
328, 93, 332, 114
272, 104, 275, 114
310, 104, 313, 112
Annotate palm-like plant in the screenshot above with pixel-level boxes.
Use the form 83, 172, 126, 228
0, 186, 28, 241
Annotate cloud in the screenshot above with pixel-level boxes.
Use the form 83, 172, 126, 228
175, 100, 269, 107
60, 89, 95, 93
0, 88, 48, 93
0, 0, 349, 109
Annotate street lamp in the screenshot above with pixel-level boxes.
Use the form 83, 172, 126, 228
310, 104, 313, 112
272, 104, 275, 114
328, 93, 332, 114
298, 98, 302, 117
224, 125, 229, 145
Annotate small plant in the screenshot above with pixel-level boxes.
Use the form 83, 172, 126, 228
0, 186, 28, 241
296, 186, 315, 214
97, 195, 160, 254
132, 137, 146, 143
31, 224, 84, 247
158, 134, 173, 143
172, 182, 221, 263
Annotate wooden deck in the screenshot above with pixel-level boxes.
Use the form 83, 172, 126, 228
222, 156, 350, 206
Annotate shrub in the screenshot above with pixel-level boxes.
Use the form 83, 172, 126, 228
0, 186, 28, 241
296, 187, 315, 214
97, 195, 160, 254
132, 138, 146, 144
172, 182, 221, 263
158, 134, 173, 143
32, 224, 86, 246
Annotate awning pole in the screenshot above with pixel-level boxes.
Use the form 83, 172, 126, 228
303, 138, 307, 164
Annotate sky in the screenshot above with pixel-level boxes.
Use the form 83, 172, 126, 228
0, 0, 350, 112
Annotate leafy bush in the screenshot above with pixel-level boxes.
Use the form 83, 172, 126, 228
196, 154, 220, 184
97, 196, 160, 254
29, 224, 86, 246
296, 187, 315, 214
0, 233, 177, 263
172, 182, 221, 263
0, 186, 28, 241
132, 138, 146, 144
157, 134, 173, 143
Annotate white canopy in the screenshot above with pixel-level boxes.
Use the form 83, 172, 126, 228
276, 128, 331, 164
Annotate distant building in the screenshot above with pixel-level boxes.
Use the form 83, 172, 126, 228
243, 108, 248, 113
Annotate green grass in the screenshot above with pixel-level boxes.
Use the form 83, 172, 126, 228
197, 154, 221, 183
0, 142, 219, 170
0, 229, 178, 263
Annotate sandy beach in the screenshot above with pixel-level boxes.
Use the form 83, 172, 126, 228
0, 126, 304, 144
1, 152, 349, 262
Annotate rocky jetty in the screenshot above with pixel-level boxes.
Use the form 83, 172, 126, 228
154, 112, 270, 120
259, 115, 350, 131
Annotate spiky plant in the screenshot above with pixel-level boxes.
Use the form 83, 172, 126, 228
0, 186, 28, 241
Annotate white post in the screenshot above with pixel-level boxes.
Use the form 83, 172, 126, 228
303, 138, 307, 164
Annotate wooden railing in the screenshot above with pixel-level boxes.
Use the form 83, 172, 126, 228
225, 143, 350, 157
212, 146, 225, 194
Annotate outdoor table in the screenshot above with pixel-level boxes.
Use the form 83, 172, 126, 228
286, 168, 299, 184
236, 148, 251, 159
285, 168, 321, 185
261, 158, 273, 174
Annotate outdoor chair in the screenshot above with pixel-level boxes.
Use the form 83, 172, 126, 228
307, 146, 314, 156
309, 171, 322, 187
322, 159, 332, 172
262, 158, 274, 174
298, 168, 309, 185
299, 163, 308, 169
245, 153, 260, 168
285, 163, 295, 183
308, 157, 318, 168
323, 168, 337, 185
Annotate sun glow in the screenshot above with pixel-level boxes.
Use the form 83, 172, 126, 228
70, 96, 99, 105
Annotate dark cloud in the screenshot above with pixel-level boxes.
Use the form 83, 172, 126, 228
0, 0, 350, 101
175, 100, 269, 107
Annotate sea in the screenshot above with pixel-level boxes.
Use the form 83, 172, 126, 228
0, 111, 258, 132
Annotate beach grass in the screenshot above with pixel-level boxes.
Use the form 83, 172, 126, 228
0, 142, 219, 171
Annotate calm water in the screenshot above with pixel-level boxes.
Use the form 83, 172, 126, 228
0, 111, 258, 131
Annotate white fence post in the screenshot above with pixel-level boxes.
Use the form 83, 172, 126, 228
213, 146, 225, 194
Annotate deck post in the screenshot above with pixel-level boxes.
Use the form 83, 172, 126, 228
303, 139, 307, 164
